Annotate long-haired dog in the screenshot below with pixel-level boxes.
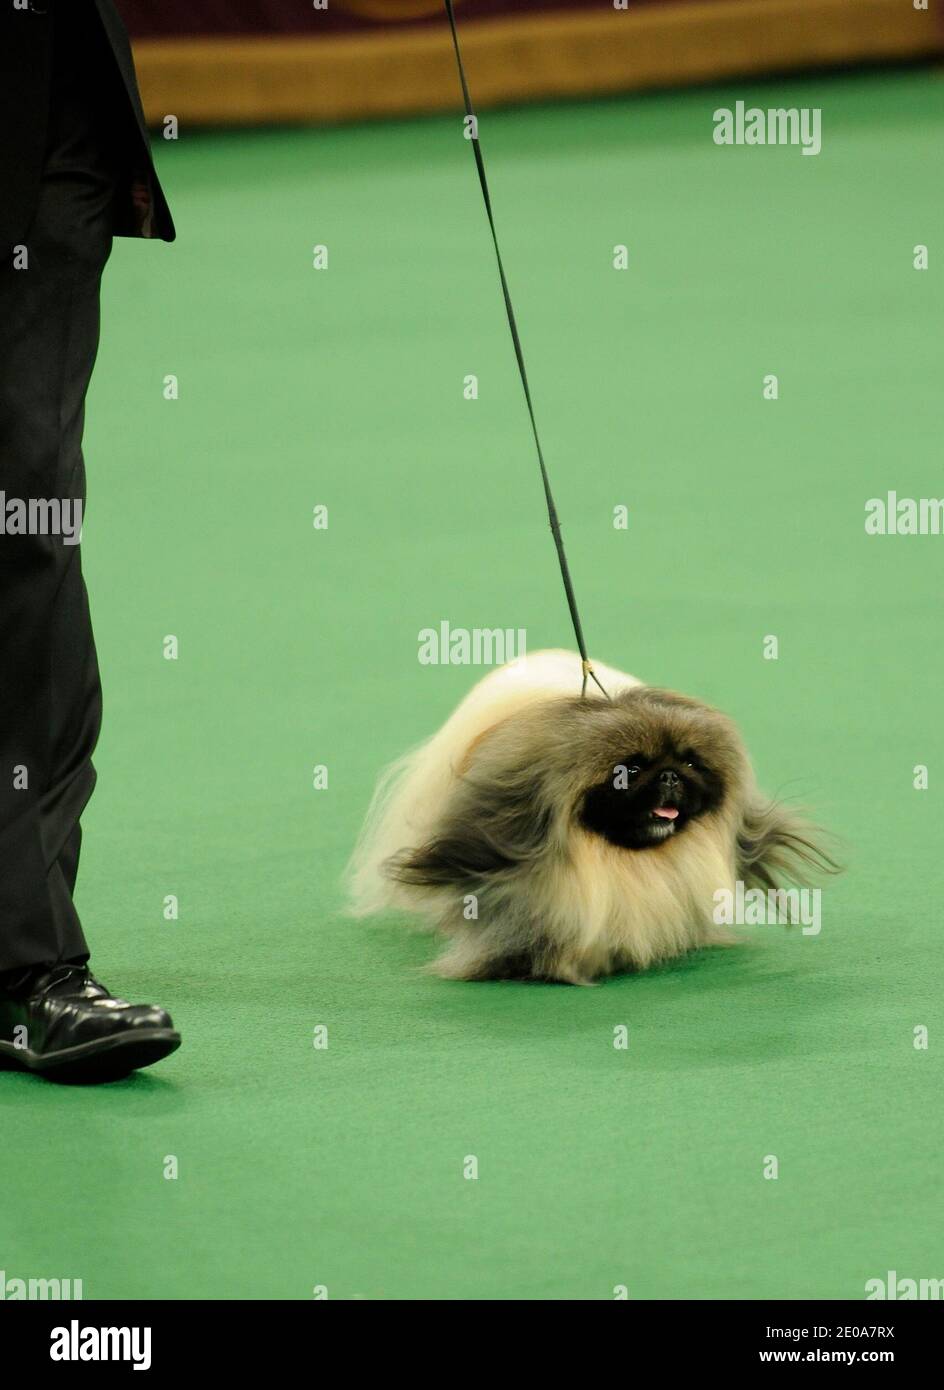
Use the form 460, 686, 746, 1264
346, 650, 836, 984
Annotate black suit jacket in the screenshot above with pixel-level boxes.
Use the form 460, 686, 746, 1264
0, 0, 174, 252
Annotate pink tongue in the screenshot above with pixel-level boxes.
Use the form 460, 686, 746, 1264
653, 807, 679, 820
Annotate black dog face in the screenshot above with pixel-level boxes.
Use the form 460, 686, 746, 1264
578, 743, 726, 850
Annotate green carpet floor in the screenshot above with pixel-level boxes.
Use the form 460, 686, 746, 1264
2, 68, 942, 1300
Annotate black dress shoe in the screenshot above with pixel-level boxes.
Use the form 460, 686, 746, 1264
0, 964, 181, 1083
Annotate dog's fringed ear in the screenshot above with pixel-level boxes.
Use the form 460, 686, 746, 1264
385, 777, 553, 889
737, 799, 841, 890
387, 829, 514, 887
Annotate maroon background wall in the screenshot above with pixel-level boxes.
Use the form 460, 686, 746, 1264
121, 0, 944, 129
116, 0, 719, 39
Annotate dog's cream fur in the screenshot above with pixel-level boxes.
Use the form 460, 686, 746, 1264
347, 650, 744, 982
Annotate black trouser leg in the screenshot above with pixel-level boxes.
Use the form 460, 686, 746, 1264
0, 10, 120, 973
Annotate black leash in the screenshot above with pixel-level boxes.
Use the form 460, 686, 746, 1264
442, 0, 608, 700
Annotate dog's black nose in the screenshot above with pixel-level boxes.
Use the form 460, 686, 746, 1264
659, 769, 681, 788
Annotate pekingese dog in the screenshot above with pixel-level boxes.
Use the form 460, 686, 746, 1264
347, 650, 836, 984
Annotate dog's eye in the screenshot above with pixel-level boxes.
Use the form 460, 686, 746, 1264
612, 763, 640, 787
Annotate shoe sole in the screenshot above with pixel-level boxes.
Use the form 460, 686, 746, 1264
0, 1029, 181, 1083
